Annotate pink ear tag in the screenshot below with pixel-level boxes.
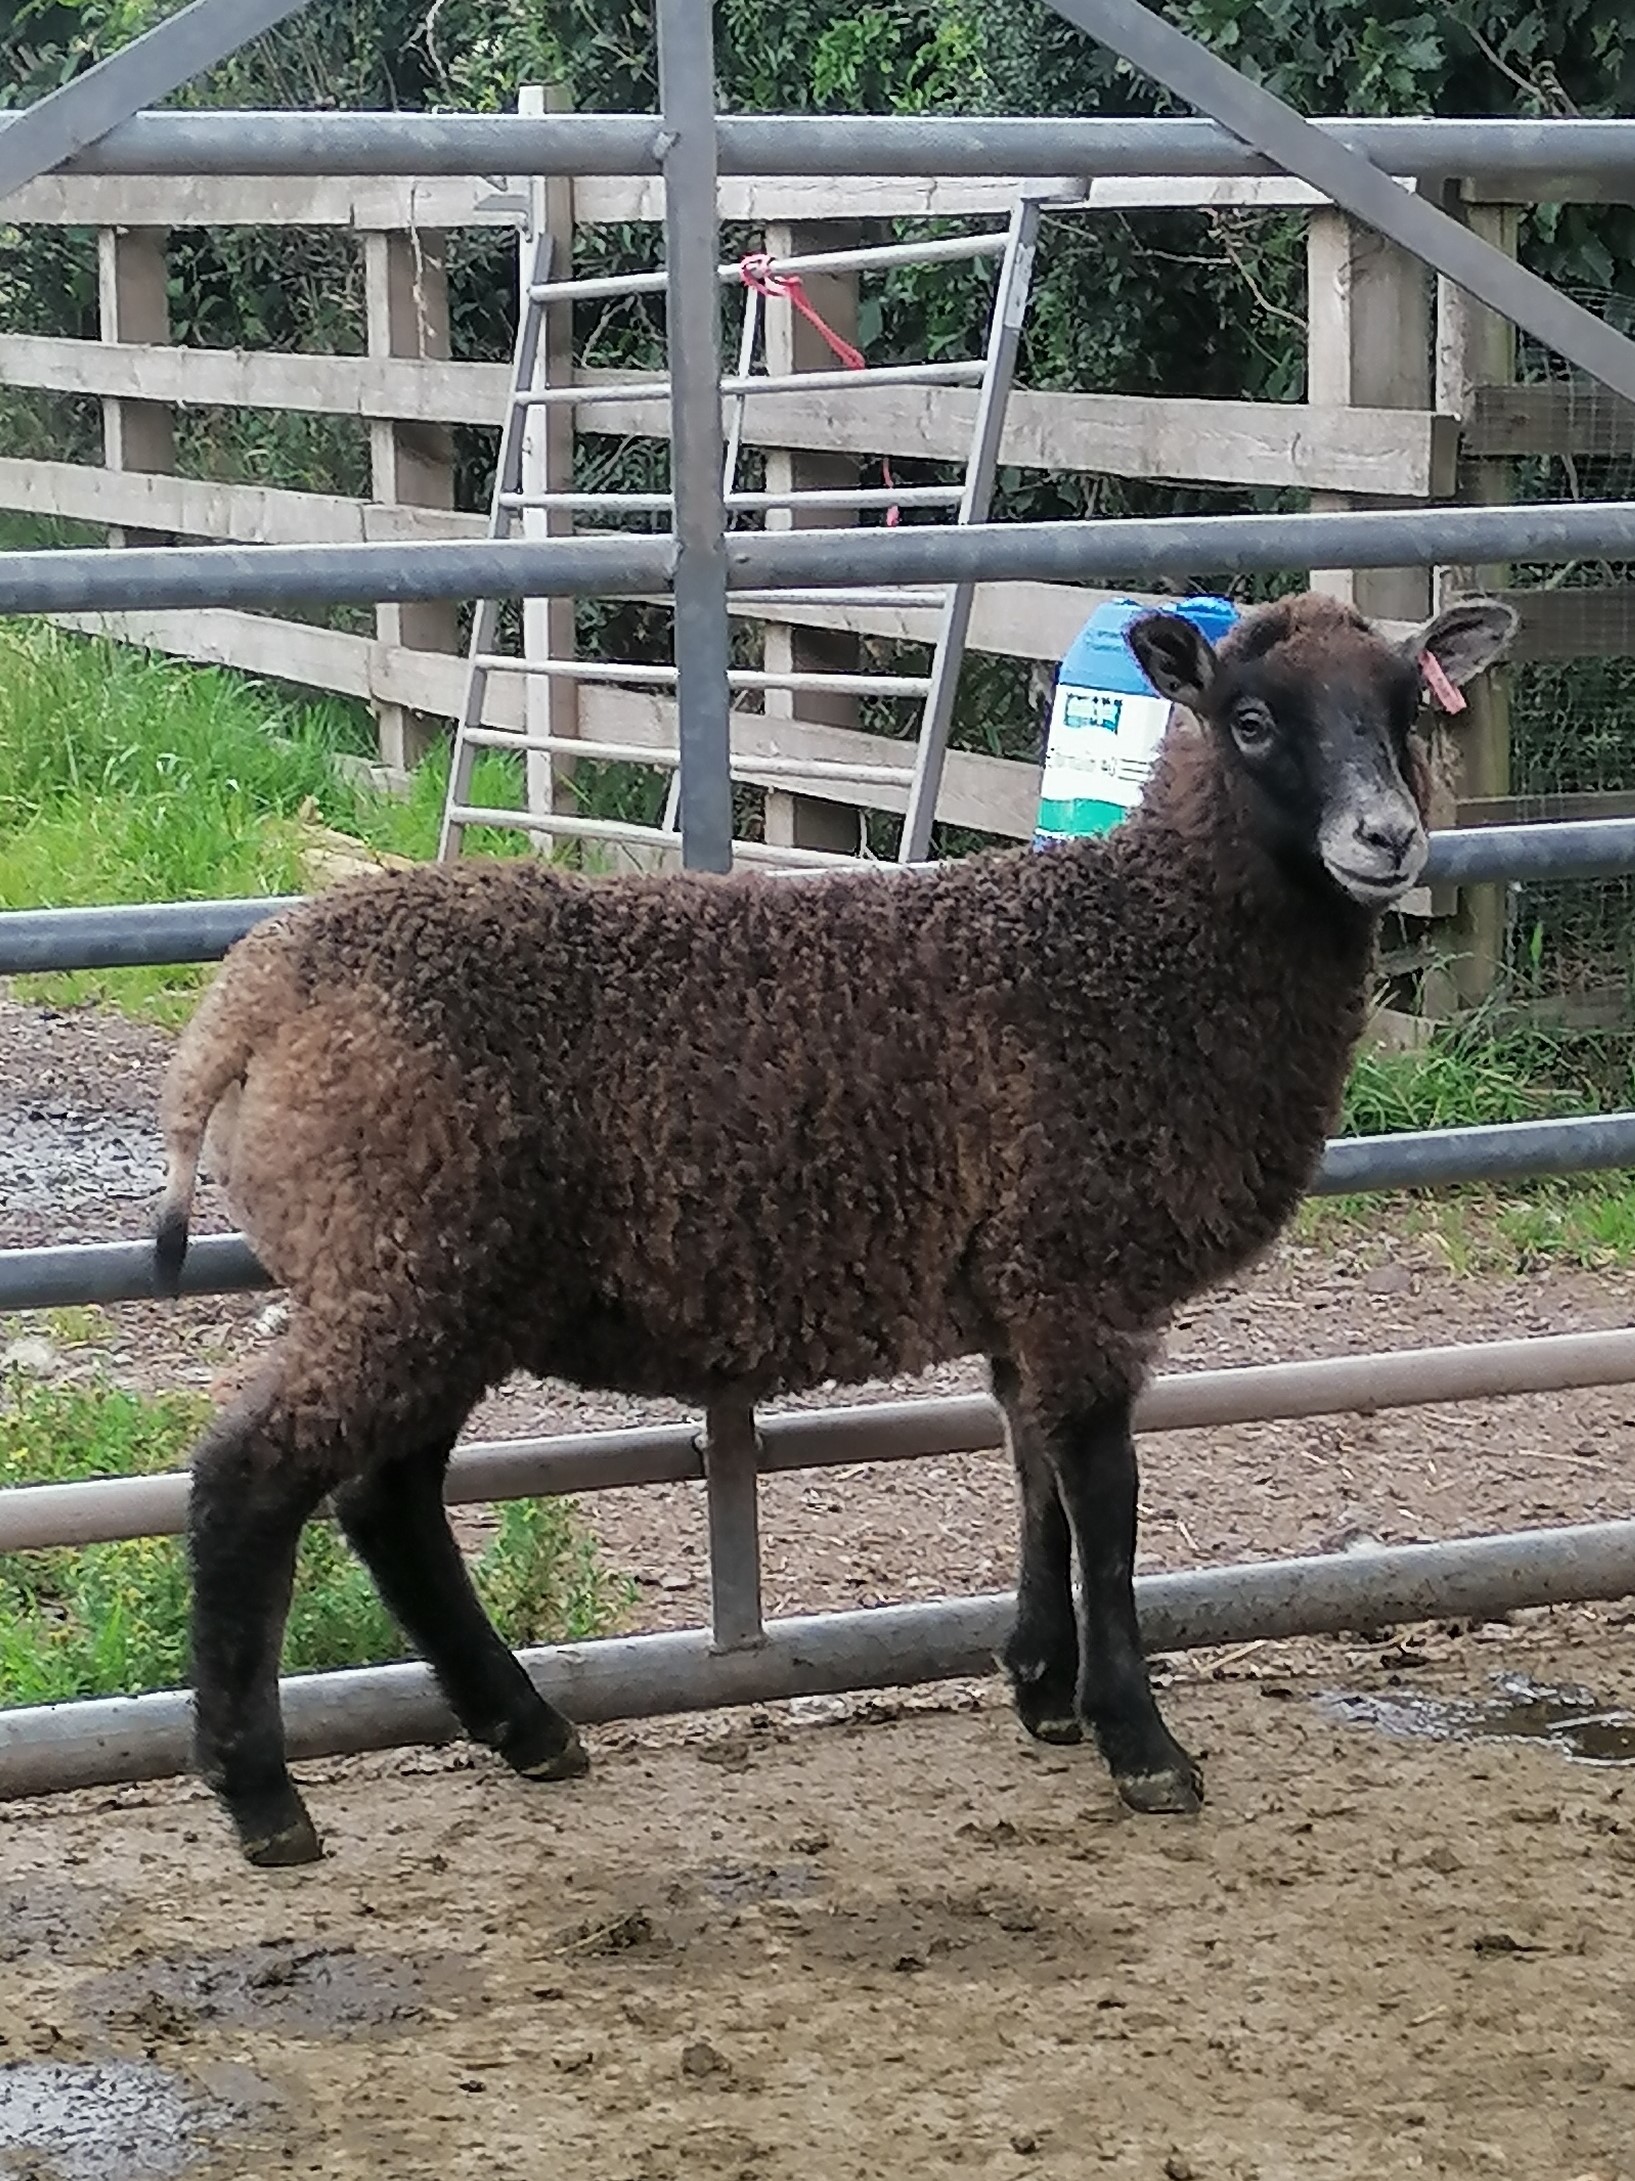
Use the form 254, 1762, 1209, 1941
1419, 649, 1466, 715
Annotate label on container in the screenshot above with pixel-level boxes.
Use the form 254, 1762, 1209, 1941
1037, 685, 1173, 834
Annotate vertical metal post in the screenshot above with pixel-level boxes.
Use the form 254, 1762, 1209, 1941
702, 1399, 765, 1651
657, 0, 734, 875
897, 187, 1061, 863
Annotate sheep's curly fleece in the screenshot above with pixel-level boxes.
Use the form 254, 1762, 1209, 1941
158, 601, 1382, 1438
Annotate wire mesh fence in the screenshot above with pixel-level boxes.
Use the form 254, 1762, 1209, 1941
1508, 286, 1635, 1053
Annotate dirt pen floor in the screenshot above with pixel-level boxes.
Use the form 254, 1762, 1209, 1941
3, 1619, 1634, 2181
3, 993, 1635, 2178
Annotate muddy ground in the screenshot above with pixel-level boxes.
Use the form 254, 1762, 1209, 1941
2, 990, 1634, 2178
3, 1620, 1634, 2181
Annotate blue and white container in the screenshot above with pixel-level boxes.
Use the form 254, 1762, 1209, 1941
1034, 593, 1240, 844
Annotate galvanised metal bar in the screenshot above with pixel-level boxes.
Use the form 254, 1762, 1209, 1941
8, 1325, 1635, 1555
657, 0, 734, 876
1314, 1113, 1635, 1193
703, 1401, 766, 1651
5, 1519, 1632, 1799
1052, 0, 1635, 406
1316, 1113, 1635, 1195
10, 1106, 1632, 1315
6, 815, 1635, 979
0, 897, 302, 975
16, 504, 1635, 618
728, 505, 1635, 595
16, 111, 1635, 182
0, 0, 317, 206
1431, 817, 1635, 885
0, 534, 674, 614
0, 1233, 270, 1308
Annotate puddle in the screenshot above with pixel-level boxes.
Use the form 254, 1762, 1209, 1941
76, 1940, 475, 2040
1317, 1672, 1635, 1767
0, 2059, 275, 2180
0, 1108, 161, 1212
698, 1861, 822, 1906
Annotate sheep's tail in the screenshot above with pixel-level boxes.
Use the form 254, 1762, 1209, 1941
154, 940, 299, 1297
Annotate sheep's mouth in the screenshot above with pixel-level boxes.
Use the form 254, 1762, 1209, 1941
1322, 858, 1424, 908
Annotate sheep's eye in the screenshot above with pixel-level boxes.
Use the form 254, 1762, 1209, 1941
1231, 701, 1275, 755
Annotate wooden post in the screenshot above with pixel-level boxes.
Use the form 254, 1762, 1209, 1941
760, 220, 865, 855
364, 225, 457, 775
518, 83, 582, 846
1305, 207, 1434, 625
1308, 205, 1453, 1007
1434, 195, 1521, 1010
97, 226, 174, 548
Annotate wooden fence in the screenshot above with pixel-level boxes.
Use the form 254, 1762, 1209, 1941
3, 142, 1633, 996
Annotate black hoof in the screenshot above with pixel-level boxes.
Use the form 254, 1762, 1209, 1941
242, 1811, 325, 1866
504, 1715, 590, 1783
1002, 1646, 1083, 1746
216, 1779, 324, 1867
1020, 1704, 1084, 1747
1112, 1756, 1205, 1816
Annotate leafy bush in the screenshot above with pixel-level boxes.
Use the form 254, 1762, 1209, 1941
0, 1371, 630, 1707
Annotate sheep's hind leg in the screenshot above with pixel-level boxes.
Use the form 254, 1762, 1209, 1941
1050, 1394, 1203, 1815
188, 1378, 332, 1868
333, 1442, 588, 1786
993, 1361, 1081, 1745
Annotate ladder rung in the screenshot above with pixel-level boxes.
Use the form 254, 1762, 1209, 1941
731, 587, 949, 610
498, 486, 966, 513
528, 230, 1012, 307
455, 725, 916, 788
472, 656, 932, 698
523, 360, 987, 407
448, 806, 865, 870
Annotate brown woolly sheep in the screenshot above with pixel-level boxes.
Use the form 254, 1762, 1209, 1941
154, 589, 1516, 1869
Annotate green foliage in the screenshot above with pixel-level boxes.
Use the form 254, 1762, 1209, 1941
8, 4, 1635, 952
0, 1370, 630, 1707
0, 622, 532, 1018
1496, 1178, 1635, 1267
1311, 1018, 1635, 1272
1340, 1022, 1590, 1137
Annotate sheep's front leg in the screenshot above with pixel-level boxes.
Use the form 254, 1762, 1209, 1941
994, 1360, 1081, 1745
1049, 1394, 1203, 1815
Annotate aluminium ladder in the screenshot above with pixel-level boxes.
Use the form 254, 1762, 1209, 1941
438, 182, 1076, 871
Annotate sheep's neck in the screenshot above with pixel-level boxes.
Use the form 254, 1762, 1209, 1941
1031, 743, 1376, 1202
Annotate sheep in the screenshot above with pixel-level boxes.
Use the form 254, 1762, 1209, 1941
153, 588, 1516, 1869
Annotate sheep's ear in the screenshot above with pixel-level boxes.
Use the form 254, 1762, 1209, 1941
1405, 597, 1518, 689
1126, 611, 1217, 710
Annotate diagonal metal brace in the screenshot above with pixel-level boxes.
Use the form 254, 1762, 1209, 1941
0, 0, 317, 207
1048, 0, 1635, 409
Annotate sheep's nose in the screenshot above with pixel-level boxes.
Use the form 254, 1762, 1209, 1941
1354, 810, 1418, 863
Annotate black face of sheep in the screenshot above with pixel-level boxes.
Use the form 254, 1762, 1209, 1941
1126, 595, 1518, 910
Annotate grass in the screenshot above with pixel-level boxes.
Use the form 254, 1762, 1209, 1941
0, 1370, 632, 1708
0, 622, 532, 1020
1302, 1019, 1635, 1270
1297, 1177, 1635, 1274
